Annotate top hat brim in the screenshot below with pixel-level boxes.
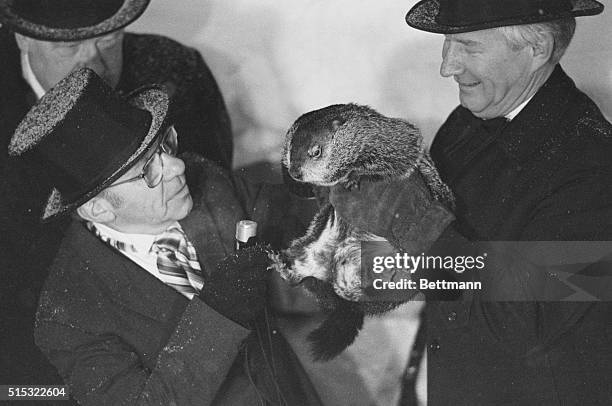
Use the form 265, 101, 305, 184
41, 85, 170, 222
406, 0, 604, 34
0, 0, 149, 41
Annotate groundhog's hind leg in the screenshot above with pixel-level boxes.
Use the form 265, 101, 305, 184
332, 227, 388, 302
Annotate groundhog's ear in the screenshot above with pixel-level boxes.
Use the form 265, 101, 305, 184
331, 118, 345, 131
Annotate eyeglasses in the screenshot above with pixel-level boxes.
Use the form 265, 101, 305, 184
108, 126, 179, 189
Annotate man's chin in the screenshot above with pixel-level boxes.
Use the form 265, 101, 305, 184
184, 194, 194, 216
165, 189, 193, 222
176, 193, 194, 220
459, 97, 486, 117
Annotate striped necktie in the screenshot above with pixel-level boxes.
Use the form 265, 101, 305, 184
152, 225, 204, 299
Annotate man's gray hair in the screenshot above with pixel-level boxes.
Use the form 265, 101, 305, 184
73, 188, 124, 221
498, 17, 576, 64
98, 188, 124, 209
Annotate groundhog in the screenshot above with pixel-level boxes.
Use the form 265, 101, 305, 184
269, 103, 454, 361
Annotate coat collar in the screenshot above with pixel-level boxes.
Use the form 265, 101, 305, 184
180, 161, 247, 273
67, 220, 188, 323
180, 203, 235, 277
497, 65, 578, 162
435, 65, 578, 181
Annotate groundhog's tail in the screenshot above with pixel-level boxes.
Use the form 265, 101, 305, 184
307, 301, 365, 361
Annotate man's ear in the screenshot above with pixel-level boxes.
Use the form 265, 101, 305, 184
76, 197, 116, 223
530, 31, 554, 71
14, 33, 31, 52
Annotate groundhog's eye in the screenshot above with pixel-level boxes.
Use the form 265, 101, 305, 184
308, 144, 322, 159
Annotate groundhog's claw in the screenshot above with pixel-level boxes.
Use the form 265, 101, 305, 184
267, 249, 306, 285
343, 172, 361, 190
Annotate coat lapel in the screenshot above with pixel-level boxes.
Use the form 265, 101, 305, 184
70, 221, 188, 323
434, 114, 503, 184
181, 160, 247, 275
434, 65, 575, 185
181, 204, 233, 277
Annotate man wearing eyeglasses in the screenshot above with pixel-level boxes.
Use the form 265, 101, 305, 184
79, 127, 193, 237
9, 68, 321, 405
0, 0, 232, 388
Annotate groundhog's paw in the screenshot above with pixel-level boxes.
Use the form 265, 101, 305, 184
275, 265, 304, 286
266, 251, 286, 272
267, 250, 301, 284
343, 171, 361, 190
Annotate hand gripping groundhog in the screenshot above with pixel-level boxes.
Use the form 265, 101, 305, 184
269, 103, 454, 360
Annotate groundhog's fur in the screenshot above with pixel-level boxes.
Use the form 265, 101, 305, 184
270, 103, 453, 361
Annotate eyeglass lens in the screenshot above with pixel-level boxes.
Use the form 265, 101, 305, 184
142, 127, 179, 187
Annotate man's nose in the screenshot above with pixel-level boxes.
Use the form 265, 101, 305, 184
162, 154, 186, 181
440, 44, 464, 77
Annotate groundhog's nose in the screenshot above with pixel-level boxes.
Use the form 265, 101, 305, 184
288, 167, 302, 181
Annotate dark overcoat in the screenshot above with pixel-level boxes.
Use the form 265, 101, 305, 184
421, 66, 612, 405
0, 28, 232, 387
34, 159, 322, 405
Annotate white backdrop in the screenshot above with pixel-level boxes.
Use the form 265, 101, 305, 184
131, 0, 612, 171
130, 3, 612, 404
130, 0, 612, 171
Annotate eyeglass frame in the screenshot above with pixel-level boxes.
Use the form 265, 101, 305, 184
106, 126, 179, 189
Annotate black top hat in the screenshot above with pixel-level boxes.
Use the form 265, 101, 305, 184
9, 67, 170, 222
0, 0, 150, 41
406, 0, 604, 34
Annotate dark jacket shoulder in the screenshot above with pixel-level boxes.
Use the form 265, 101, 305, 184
119, 32, 233, 168
120, 33, 215, 98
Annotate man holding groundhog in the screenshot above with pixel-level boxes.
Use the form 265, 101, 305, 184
331, 0, 612, 404
12, 68, 321, 405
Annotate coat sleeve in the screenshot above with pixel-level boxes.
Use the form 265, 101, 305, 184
387, 168, 612, 354
35, 297, 250, 406
521, 165, 612, 241
173, 47, 233, 169
230, 173, 320, 249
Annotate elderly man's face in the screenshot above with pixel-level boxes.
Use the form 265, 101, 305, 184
440, 28, 536, 119
16, 30, 124, 91
101, 128, 193, 235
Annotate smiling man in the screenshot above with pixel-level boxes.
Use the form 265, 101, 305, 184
439, 28, 552, 119
408, 0, 612, 403
328, 0, 612, 404
9, 68, 321, 405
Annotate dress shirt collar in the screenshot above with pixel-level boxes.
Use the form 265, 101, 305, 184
91, 221, 184, 254
432, 65, 577, 177
504, 95, 534, 121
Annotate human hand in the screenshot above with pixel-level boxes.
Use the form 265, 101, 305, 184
329, 172, 455, 251
199, 245, 271, 328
